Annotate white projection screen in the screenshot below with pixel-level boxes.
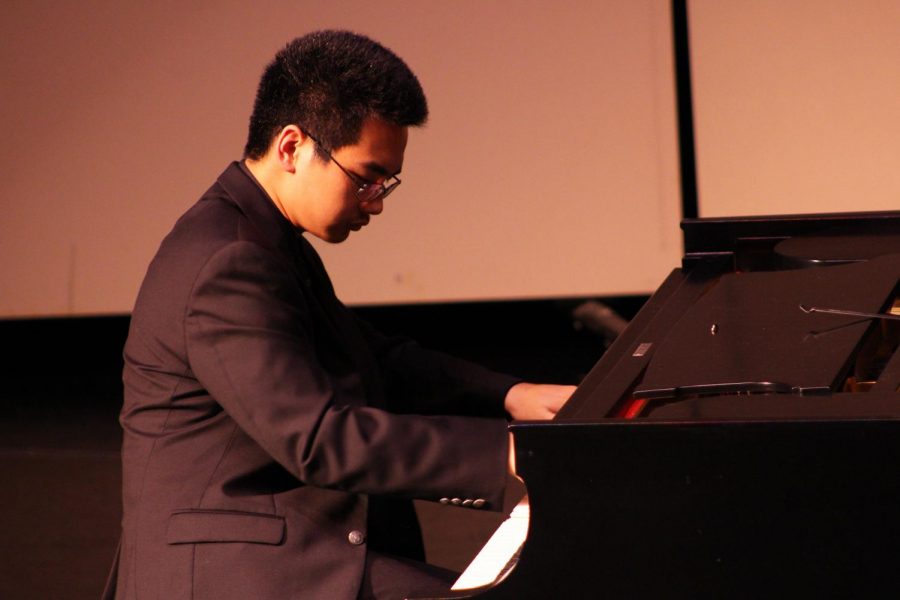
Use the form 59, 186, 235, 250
690, 0, 900, 218
0, 1, 682, 317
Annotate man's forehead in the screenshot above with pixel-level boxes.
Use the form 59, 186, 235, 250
342, 121, 407, 176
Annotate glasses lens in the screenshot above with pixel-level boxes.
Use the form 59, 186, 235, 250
381, 180, 400, 200
358, 184, 382, 203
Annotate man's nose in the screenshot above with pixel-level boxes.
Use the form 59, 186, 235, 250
361, 197, 384, 215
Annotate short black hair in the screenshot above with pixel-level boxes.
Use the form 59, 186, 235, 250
244, 30, 428, 160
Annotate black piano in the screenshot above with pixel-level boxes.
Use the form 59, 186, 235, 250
427, 211, 900, 599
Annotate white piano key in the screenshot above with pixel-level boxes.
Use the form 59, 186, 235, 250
451, 496, 530, 591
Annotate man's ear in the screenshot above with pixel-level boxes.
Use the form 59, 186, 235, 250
273, 125, 311, 173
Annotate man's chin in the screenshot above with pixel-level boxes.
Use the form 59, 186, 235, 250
315, 228, 351, 244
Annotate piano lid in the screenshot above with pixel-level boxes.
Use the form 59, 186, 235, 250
634, 254, 900, 401
775, 232, 900, 267
559, 213, 900, 421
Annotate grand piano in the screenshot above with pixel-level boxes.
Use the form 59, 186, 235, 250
425, 211, 900, 598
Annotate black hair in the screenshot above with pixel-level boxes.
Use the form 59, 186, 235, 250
243, 30, 428, 160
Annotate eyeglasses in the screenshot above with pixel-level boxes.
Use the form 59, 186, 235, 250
305, 132, 401, 203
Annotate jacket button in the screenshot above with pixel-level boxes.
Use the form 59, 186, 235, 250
348, 530, 366, 545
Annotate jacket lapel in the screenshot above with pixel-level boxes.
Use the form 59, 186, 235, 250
215, 162, 387, 409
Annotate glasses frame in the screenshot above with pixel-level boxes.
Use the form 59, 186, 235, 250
304, 131, 401, 203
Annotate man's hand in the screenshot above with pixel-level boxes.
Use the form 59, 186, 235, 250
505, 383, 576, 477
503, 382, 576, 421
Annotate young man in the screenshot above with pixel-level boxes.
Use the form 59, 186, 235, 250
106, 31, 573, 600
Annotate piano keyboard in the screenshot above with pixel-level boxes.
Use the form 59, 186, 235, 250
451, 496, 530, 591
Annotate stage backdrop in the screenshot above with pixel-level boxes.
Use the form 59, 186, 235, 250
0, 0, 681, 317
690, 0, 900, 217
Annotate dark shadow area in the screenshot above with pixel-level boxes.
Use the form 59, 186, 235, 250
1, 316, 127, 600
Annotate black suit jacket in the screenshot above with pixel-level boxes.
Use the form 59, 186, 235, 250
108, 162, 516, 599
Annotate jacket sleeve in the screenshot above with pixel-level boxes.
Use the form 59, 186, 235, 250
184, 240, 508, 507
354, 317, 521, 418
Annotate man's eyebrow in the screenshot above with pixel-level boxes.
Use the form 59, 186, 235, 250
363, 161, 402, 178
